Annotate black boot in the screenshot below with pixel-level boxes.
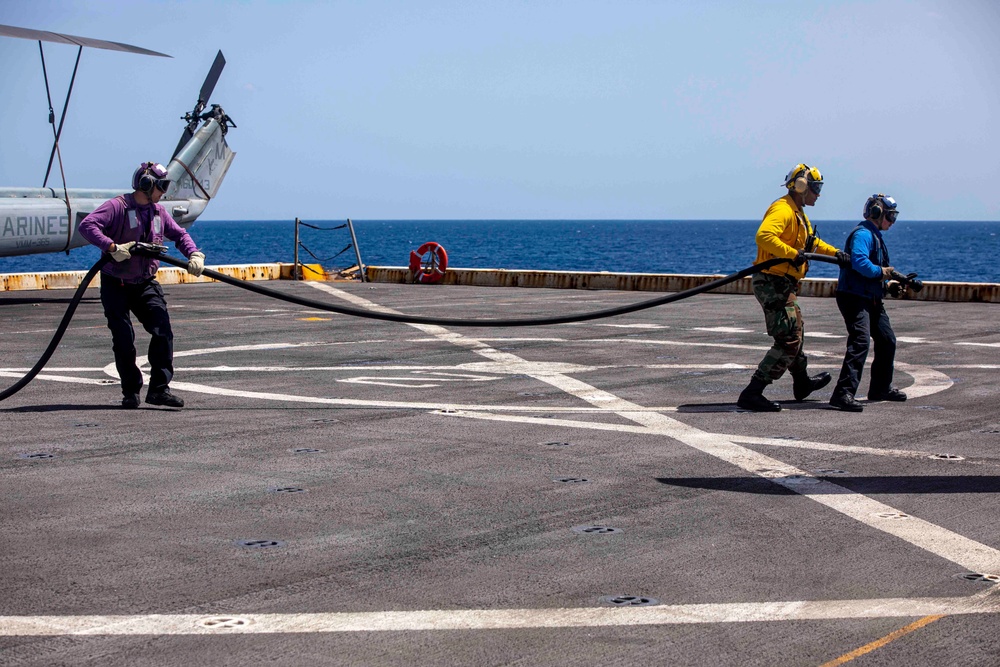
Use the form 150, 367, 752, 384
792, 371, 831, 401
737, 377, 781, 412
868, 387, 907, 402
146, 388, 184, 408
830, 392, 864, 412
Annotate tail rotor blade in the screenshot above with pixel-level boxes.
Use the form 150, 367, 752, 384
172, 50, 226, 158
199, 50, 226, 108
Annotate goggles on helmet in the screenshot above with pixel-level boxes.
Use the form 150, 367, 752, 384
885, 209, 898, 223
148, 162, 168, 178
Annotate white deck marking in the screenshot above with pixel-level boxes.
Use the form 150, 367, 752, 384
6, 362, 983, 378
2, 589, 998, 635
172, 341, 389, 357
586, 337, 770, 351
551, 386, 1000, 573
0, 372, 111, 386
161, 381, 667, 413
0, 325, 108, 336
441, 411, 951, 460
728, 434, 957, 460
693, 326, 754, 333
0, 284, 992, 638
169, 314, 290, 325
894, 362, 953, 399
0, 367, 109, 373
37, 352, 942, 414
338, 372, 499, 388
306, 284, 1000, 574
644, 363, 749, 369
431, 337, 568, 342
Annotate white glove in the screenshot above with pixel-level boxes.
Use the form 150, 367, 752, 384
110, 241, 135, 262
187, 251, 205, 277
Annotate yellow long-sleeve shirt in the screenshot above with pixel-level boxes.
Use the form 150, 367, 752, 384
754, 194, 838, 280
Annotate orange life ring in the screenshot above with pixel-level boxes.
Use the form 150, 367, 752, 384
409, 241, 448, 284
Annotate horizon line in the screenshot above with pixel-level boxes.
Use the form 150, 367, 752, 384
197, 218, 1000, 224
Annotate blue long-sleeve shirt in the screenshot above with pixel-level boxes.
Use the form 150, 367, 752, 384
836, 220, 888, 299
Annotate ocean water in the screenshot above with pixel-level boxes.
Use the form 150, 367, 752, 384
2, 220, 999, 284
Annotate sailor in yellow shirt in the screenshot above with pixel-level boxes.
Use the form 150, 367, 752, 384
737, 163, 845, 412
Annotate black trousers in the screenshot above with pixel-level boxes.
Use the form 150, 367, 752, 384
100, 278, 174, 396
833, 292, 896, 399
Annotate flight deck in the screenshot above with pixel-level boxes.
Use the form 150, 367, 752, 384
1, 278, 999, 666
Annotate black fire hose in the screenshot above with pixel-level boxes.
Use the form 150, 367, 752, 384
2, 248, 815, 402
0, 256, 110, 402
803, 252, 924, 292
801, 252, 837, 265
152, 251, 794, 327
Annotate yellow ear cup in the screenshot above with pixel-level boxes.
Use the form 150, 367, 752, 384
785, 163, 811, 193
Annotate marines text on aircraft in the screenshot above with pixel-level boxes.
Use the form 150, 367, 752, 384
0, 24, 236, 259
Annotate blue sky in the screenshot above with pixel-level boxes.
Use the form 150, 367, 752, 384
1, 0, 998, 221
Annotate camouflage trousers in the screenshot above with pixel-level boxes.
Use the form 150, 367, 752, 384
751, 272, 808, 384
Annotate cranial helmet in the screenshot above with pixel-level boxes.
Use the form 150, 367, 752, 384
132, 162, 171, 194
864, 193, 898, 221
784, 163, 823, 195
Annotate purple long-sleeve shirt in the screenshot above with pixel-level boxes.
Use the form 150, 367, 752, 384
78, 193, 199, 283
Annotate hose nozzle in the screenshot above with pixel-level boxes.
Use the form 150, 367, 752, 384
889, 269, 924, 293
132, 242, 168, 256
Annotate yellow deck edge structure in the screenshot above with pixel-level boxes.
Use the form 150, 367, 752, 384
1, 263, 327, 292
4, 264, 999, 303
365, 266, 1000, 304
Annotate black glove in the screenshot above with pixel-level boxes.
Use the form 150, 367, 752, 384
886, 281, 903, 298
835, 250, 851, 268
792, 250, 806, 267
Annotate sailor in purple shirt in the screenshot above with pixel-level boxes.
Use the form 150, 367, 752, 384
78, 162, 207, 409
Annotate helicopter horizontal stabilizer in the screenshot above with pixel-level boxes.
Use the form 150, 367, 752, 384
0, 23, 171, 57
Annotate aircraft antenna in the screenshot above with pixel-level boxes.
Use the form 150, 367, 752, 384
36, 41, 82, 252
40, 42, 81, 191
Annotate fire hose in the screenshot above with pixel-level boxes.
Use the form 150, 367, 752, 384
0, 248, 920, 402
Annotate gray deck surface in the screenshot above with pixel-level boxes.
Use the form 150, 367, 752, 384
1, 280, 999, 666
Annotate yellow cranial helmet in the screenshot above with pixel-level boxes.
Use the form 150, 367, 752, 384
784, 163, 823, 195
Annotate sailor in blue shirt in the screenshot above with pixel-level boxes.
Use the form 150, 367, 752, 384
829, 194, 908, 412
